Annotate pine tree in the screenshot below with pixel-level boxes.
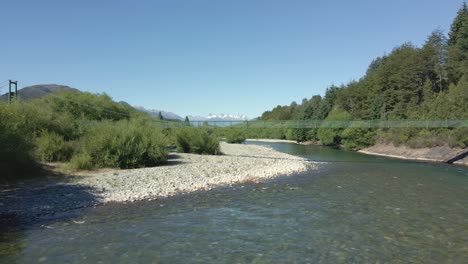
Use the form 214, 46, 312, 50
448, 2, 468, 46
448, 3, 468, 84
184, 116, 190, 126
157, 112, 163, 120
421, 30, 449, 93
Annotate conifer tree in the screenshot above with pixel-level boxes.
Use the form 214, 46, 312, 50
448, 2, 468, 46
157, 112, 163, 120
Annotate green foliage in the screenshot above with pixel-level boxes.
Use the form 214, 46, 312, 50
317, 128, 339, 146
35, 130, 74, 162
341, 128, 376, 150
69, 153, 93, 170
317, 108, 351, 146
0, 90, 175, 179
450, 128, 468, 148
0, 103, 37, 181
175, 128, 220, 155
255, 4, 468, 149
448, 3, 468, 46
225, 129, 246, 144
376, 128, 404, 146
75, 119, 168, 169
175, 129, 193, 153
38, 90, 136, 122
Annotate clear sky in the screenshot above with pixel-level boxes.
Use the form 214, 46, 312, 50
0, 0, 463, 118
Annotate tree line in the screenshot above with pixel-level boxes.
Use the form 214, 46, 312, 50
256, 4, 468, 149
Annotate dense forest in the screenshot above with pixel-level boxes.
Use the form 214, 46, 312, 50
256, 4, 468, 149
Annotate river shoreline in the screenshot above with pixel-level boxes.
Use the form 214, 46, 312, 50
248, 138, 468, 166
358, 144, 468, 166
0, 142, 314, 223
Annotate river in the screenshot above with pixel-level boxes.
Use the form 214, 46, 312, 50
1, 141, 467, 263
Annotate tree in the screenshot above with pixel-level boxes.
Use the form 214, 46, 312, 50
184, 116, 190, 126
316, 107, 351, 146
448, 2, 468, 46
421, 30, 449, 93
157, 112, 163, 120
448, 3, 468, 84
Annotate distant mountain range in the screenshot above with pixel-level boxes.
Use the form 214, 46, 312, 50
135, 107, 249, 121
134, 106, 184, 121
2, 84, 250, 121
187, 113, 249, 121
0, 84, 79, 102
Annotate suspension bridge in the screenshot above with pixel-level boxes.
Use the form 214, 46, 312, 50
154, 119, 468, 129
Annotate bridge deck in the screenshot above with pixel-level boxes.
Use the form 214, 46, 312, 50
154, 120, 468, 129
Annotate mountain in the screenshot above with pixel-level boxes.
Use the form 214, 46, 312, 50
134, 106, 184, 121
188, 113, 249, 121
0, 84, 79, 102
134, 106, 249, 122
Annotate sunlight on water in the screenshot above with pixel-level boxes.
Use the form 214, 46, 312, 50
1, 142, 467, 263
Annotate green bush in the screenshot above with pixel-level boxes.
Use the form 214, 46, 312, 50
175, 128, 220, 154
74, 119, 168, 169
69, 153, 93, 170
376, 128, 416, 146
35, 130, 74, 162
175, 128, 193, 152
341, 128, 376, 150
316, 107, 351, 146
0, 103, 37, 181
450, 128, 468, 148
317, 128, 341, 146
225, 129, 246, 144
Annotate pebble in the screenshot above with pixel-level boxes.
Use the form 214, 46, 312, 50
1, 142, 315, 220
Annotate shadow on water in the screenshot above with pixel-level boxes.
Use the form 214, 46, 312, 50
0, 166, 102, 259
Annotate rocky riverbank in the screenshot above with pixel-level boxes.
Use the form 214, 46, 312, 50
0, 142, 313, 222
359, 144, 468, 166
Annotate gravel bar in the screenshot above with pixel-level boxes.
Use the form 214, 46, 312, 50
79, 142, 314, 203
0, 142, 314, 221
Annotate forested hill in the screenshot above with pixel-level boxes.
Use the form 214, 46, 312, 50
0, 84, 79, 102
258, 4, 468, 149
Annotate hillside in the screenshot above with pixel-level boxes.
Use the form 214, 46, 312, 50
0, 84, 79, 102
255, 4, 468, 150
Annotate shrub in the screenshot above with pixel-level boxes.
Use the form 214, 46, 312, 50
69, 153, 93, 170
316, 107, 351, 146
175, 128, 193, 153
74, 119, 168, 169
341, 128, 376, 150
376, 128, 416, 146
317, 128, 341, 146
175, 128, 220, 154
192, 131, 220, 154
450, 128, 468, 148
225, 129, 246, 144
35, 130, 74, 162
0, 103, 37, 181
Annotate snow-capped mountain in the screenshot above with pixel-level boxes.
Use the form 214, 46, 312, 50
188, 113, 249, 121
133, 105, 249, 122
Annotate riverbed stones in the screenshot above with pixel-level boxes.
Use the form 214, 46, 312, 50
78, 142, 313, 203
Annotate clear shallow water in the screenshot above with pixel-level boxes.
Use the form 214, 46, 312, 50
1, 142, 467, 263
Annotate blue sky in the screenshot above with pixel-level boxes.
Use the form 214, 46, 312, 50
0, 0, 463, 118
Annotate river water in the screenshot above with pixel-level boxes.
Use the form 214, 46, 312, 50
1, 142, 467, 263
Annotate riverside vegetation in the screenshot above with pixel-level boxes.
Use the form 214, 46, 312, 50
246, 5, 468, 150
0, 91, 221, 182
2, 4, 467, 181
